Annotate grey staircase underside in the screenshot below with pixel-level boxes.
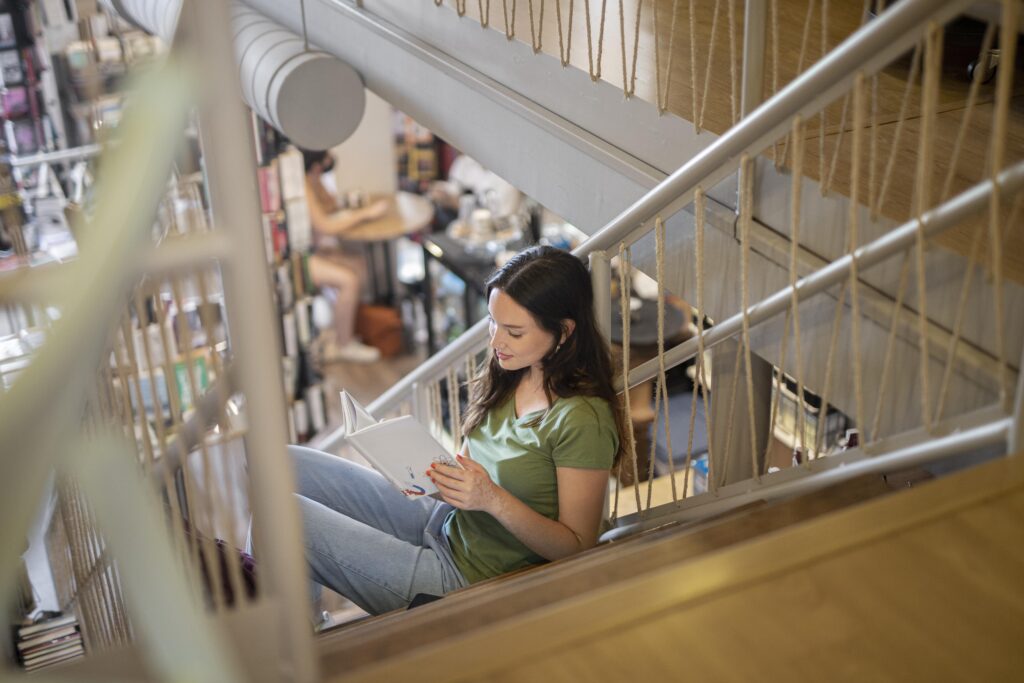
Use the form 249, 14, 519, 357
242, 0, 1020, 434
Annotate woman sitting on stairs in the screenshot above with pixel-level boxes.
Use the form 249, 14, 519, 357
289, 245, 629, 616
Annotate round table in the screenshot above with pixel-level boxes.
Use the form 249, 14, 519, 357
339, 191, 434, 304
342, 191, 434, 240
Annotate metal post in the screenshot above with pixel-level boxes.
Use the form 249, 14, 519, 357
709, 338, 773, 489
179, 1, 318, 681
1010, 344, 1024, 455
736, 0, 768, 222
740, 0, 768, 119
590, 250, 612, 344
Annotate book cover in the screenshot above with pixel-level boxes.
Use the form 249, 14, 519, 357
340, 391, 457, 497
17, 625, 77, 650
18, 632, 80, 657
16, 613, 76, 638
21, 638, 82, 662
23, 646, 84, 671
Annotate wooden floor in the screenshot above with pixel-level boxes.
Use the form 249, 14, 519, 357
439, 0, 1024, 281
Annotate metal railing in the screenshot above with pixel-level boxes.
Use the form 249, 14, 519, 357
321, 0, 1023, 530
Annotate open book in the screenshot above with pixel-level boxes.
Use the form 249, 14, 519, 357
340, 391, 457, 497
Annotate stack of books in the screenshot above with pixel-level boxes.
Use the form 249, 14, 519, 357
15, 614, 84, 673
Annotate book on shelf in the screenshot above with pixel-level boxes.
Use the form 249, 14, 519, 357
257, 162, 281, 214
339, 391, 458, 498
18, 631, 80, 656
23, 645, 84, 672
16, 613, 76, 639
14, 612, 85, 672
17, 624, 77, 650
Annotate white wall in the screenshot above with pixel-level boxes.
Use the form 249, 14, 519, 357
329, 90, 396, 197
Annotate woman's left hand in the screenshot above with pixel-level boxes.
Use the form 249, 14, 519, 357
428, 454, 503, 514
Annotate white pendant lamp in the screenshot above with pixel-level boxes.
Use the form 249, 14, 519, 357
103, 0, 365, 150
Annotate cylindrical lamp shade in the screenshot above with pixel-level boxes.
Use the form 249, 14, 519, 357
104, 0, 365, 150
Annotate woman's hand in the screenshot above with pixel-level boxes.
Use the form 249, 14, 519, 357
427, 454, 504, 514
362, 199, 389, 222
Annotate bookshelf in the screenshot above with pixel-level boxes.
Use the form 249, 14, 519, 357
252, 114, 328, 443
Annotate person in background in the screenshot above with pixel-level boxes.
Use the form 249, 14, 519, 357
301, 148, 389, 363
288, 245, 628, 617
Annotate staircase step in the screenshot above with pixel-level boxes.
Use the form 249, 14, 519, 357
316, 472, 898, 674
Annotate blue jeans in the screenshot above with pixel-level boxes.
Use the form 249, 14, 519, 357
289, 445, 468, 615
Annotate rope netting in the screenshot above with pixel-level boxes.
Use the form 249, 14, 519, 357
553, 0, 1023, 514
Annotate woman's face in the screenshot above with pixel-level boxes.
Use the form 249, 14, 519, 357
487, 288, 556, 375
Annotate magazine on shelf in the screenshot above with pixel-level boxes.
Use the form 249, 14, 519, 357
339, 391, 458, 498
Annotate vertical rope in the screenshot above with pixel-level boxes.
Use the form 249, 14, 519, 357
940, 23, 996, 203
554, 0, 574, 65
872, 42, 923, 219
869, 251, 911, 442
777, 0, 816, 167
718, 341, 744, 481
846, 72, 867, 435
934, 226, 984, 423
654, 0, 681, 114
478, 0, 492, 27
697, 0, 723, 131
912, 23, 942, 433
814, 280, 848, 457
687, 0, 698, 131
818, 0, 829, 190
527, 0, 545, 53
647, 217, 676, 509
617, 0, 643, 98
986, 0, 1017, 411
502, 0, 517, 40
867, 1, 887, 213
823, 0, 871, 196
618, 243, 642, 514
727, 0, 738, 126
584, 0, 609, 81
868, 70, 880, 213
770, 0, 782, 167
739, 155, 760, 480
687, 188, 714, 495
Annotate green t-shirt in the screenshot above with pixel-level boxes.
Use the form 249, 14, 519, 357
444, 394, 618, 584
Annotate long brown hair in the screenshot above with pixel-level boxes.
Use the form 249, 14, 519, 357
461, 246, 628, 464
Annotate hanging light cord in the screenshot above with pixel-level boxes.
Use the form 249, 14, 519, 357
299, 0, 310, 51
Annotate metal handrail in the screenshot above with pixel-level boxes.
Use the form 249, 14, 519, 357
348, 0, 968, 424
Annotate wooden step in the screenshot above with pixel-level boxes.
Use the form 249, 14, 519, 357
317, 471, 901, 675
325, 455, 1024, 683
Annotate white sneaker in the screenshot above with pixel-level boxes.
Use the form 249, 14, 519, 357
321, 339, 381, 364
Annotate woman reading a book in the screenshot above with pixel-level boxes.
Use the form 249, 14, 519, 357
290, 245, 627, 616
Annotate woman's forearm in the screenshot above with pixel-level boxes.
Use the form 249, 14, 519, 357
486, 487, 589, 561
316, 206, 373, 236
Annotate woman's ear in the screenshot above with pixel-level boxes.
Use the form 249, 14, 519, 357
560, 319, 576, 344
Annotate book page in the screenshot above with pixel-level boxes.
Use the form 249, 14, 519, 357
345, 415, 457, 497
340, 391, 378, 435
